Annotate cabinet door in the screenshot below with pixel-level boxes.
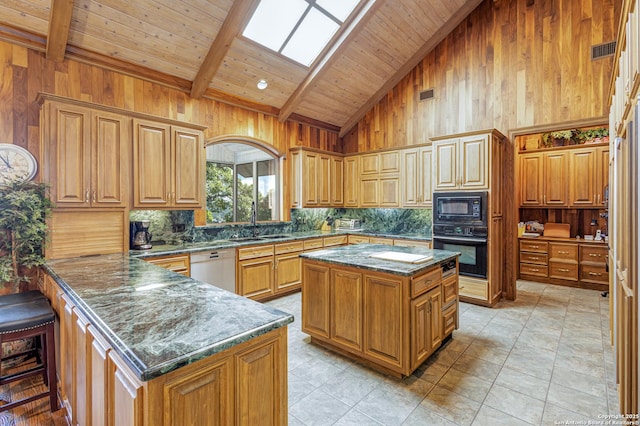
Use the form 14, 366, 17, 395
331, 156, 344, 205
60, 294, 76, 424
290, 150, 302, 208
427, 287, 442, 352
49, 103, 91, 207
402, 149, 419, 207
73, 309, 92, 426
597, 147, 610, 206
235, 335, 286, 426
433, 139, 458, 190
489, 217, 503, 304
92, 111, 129, 207
519, 154, 543, 206
238, 257, 275, 300
359, 176, 379, 207
570, 148, 597, 206
459, 134, 489, 189
343, 156, 359, 206
379, 177, 400, 207
165, 359, 233, 426
303, 152, 318, 206
544, 151, 569, 206
172, 126, 203, 207
363, 274, 404, 370
275, 252, 301, 293
133, 119, 171, 207
331, 268, 363, 351
318, 154, 331, 205
110, 352, 143, 426
419, 147, 433, 206
89, 326, 111, 426
302, 262, 331, 338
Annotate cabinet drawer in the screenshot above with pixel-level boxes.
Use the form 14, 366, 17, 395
348, 235, 370, 244
458, 277, 488, 301
579, 245, 608, 264
442, 303, 457, 336
549, 261, 578, 281
369, 237, 393, 245
145, 254, 190, 276
580, 264, 609, 284
303, 238, 324, 251
411, 267, 441, 297
441, 274, 458, 305
519, 240, 548, 253
393, 239, 431, 249
238, 245, 275, 260
520, 263, 548, 277
549, 243, 578, 262
324, 235, 347, 247
274, 241, 304, 254
519, 252, 548, 265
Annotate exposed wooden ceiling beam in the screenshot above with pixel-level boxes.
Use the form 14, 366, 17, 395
338, 0, 484, 137
190, 0, 261, 99
278, 0, 381, 123
46, 0, 75, 62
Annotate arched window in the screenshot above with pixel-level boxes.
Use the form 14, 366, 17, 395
205, 139, 283, 224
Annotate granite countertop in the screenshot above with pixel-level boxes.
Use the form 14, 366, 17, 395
44, 253, 294, 381
300, 243, 459, 276
131, 230, 432, 259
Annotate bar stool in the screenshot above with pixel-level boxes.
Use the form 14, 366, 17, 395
0, 294, 57, 412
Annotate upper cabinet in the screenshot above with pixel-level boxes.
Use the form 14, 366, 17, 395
290, 148, 343, 208
133, 119, 204, 209
401, 146, 432, 207
343, 156, 359, 207
41, 101, 129, 209
433, 134, 489, 190
519, 144, 608, 208
359, 150, 401, 207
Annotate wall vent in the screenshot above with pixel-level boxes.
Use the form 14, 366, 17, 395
419, 88, 435, 101
591, 41, 616, 60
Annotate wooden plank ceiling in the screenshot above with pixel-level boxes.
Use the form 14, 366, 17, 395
0, 0, 482, 134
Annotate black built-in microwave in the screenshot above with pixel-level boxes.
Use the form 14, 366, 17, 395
433, 191, 488, 226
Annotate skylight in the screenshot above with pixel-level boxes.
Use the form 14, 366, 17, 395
242, 0, 361, 67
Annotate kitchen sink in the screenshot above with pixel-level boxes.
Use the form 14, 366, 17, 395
259, 235, 289, 239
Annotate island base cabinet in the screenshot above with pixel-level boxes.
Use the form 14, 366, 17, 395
410, 287, 442, 371
42, 273, 288, 426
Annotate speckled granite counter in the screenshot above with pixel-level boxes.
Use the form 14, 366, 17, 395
299, 243, 459, 276
44, 253, 294, 381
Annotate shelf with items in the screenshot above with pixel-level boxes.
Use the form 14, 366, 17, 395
517, 126, 609, 152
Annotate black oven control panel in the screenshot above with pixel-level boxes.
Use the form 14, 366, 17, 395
433, 224, 488, 238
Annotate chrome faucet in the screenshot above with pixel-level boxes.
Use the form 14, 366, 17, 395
251, 201, 258, 237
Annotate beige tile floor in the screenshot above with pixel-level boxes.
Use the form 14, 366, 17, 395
266, 280, 618, 426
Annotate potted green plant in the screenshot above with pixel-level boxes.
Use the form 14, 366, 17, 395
549, 129, 576, 146
0, 180, 52, 294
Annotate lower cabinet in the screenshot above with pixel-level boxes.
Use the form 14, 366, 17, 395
301, 259, 458, 376
143, 253, 190, 276
42, 273, 288, 426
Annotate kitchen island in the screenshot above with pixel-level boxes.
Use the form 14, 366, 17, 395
300, 244, 460, 377
42, 253, 293, 426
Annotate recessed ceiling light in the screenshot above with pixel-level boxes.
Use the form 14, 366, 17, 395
257, 79, 268, 90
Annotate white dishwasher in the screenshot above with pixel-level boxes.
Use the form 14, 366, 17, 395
190, 248, 236, 293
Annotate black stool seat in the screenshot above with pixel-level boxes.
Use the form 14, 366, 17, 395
0, 294, 57, 413
0, 290, 46, 308
0, 299, 54, 334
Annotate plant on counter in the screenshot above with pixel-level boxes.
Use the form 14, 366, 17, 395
576, 127, 609, 144
0, 180, 52, 293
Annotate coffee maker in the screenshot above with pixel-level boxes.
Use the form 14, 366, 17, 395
130, 221, 152, 250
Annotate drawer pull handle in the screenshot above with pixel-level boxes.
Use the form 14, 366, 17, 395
530, 245, 539, 249
589, 272, 603, 276
589, 253, 601, 257
558, 268, 570, 272
530, 268, 539, 272
530, 256, 539, 260
558, 251, 570, 255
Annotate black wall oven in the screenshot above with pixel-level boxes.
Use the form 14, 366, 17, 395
432, 191, 489, 279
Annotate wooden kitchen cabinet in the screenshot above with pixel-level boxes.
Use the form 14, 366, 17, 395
519, 151, 569, 206
144, 253, 191, 276
358, 151, 401, 207
290, 148, 343, 207
133, 119, 204, 209
237, 251, 275, 300
302, 262, 331, 338
433, 134, 489, 190
42, 101, 129, 208
411, 286, 442, 370
274, 241, 303, 293
569, 146, 610, 207
344, 156, 359, 207
331, 268, 363, 351
402, 146, 433, 207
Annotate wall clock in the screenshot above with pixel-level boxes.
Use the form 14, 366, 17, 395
0, 144, 38, 185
